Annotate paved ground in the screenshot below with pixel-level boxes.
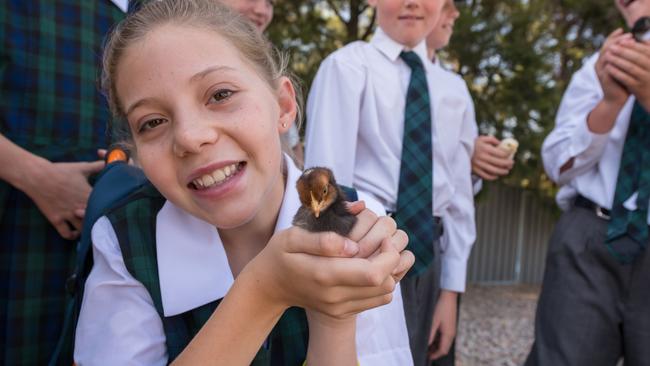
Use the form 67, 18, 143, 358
455, 284, 541, 366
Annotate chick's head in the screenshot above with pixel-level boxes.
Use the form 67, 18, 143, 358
296, 167, 339, 218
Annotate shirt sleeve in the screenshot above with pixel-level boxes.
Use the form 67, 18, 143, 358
542, 54, 610, 185
304, 52, 365, 186
354, 191, 413, 366
74, 217, 168, 366
439, 86, 478, 293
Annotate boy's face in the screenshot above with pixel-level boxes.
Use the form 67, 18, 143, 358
426, 0, 460, 52
221, 0, 274, 32
369, 0, 444, 48
616, 0, 650, 27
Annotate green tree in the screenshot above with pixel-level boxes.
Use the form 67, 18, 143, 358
267, 0, 375, 108
268, 0, 625, 199
445, 0, 622, 199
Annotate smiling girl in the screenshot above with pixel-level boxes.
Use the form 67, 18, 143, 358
74, 1, 414, 365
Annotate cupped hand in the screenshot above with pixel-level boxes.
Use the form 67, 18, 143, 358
471, 135, 514, 180
596, 29, 632, 105
603, 37, 650, 110
246, 227, 412, 319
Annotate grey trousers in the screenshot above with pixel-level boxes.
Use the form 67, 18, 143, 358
401, 239, 442, 366
526, 205, 650, 366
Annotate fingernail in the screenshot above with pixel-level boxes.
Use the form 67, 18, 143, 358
343, 239, 359, 256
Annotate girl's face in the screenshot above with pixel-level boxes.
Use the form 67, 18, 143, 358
221, 0, 274, 32
115, 24, 296, 229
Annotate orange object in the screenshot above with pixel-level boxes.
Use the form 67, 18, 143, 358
106, 148, 128, 163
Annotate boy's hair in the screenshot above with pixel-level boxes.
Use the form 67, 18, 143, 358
101, 0, 302, 151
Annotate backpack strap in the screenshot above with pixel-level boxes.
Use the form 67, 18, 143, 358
49, 162, 149, 366
105, 184, 197, 360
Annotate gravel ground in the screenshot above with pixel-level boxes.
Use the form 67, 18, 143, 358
455, 284, 541, 366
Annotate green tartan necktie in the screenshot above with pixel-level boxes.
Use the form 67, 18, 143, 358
393, 51, 434, 277
606, 101, 650, 263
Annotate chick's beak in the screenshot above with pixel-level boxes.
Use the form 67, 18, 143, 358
310, 191, 323, 218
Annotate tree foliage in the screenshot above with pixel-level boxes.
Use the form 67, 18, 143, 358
268, 0, 625, 200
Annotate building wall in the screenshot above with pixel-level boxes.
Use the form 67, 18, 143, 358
467, 183, 558, 284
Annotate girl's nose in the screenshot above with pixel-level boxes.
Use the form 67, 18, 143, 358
172, 118, 219, 157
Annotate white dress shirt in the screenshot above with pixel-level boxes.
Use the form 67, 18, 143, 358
304, 27, 471, 292
74, 156, 412, 366
542, 51, 650, 224
110, 0, 129, 12
429, 60, 478, 291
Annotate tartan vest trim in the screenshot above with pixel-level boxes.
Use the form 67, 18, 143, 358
105, 184, 309, 365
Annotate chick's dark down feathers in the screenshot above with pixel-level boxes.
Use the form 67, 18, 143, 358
292, 167, 357, 236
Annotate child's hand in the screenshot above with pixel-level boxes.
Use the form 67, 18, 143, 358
20, 158, 104, 240
345, 204, 413, 282
244, 227, 412, 318
604, 37, 650, 110
471, 135, 514, 180
596, 29, 632, 106
428, 290, 458, 361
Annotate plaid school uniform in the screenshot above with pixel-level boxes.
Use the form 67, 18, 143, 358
106, 183, 309, 365
0, 1, 125, 364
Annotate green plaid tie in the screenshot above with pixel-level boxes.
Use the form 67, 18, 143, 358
606, 101, 650, 263
393, 51, 434, 277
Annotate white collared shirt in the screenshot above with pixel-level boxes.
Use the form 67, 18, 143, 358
109, 0, 129, 12
74, 156, 412, 365
304, 27, 471, 292
542, 51, 650, 224
429, 60, 478, 291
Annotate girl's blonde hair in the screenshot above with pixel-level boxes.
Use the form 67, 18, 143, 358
101, 0, 302, 152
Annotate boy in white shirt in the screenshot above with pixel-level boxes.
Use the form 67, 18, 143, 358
527, 0, 650, 364
304, 0, 475, 364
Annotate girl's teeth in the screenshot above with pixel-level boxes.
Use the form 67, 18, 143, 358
192, 163, 240, 189
203, 175, 215, 187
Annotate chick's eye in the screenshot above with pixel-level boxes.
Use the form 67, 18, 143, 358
209, 89, 234, 103
323, 186, 328, 195
139, 118, 166, 133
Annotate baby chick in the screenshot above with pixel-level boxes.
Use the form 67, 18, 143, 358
497, 138, 519, 160
292, 167, 357, 236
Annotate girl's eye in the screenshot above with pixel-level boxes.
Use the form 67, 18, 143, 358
139, 118, 166, 133
209, 89, 234, 103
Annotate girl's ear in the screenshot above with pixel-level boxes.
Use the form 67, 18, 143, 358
276, 76, 297, 133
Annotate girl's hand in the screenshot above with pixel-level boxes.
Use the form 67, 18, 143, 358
244, 227, 412, 318
471, 135, 514, 180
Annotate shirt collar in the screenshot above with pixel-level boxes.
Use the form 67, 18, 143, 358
110, 0, 129, 12
370, 27, 430, 65
157, 154, 303, 316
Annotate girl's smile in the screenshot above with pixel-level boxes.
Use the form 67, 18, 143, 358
115, 24, 296, 230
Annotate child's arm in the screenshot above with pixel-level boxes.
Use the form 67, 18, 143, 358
176, 213, 411, 365
542, 29, 631, 184
304, 53, 364, 185
429, 85, 478, 360
0, 133, 104, 240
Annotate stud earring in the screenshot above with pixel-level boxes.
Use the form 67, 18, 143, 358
282, 122, 287, 128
